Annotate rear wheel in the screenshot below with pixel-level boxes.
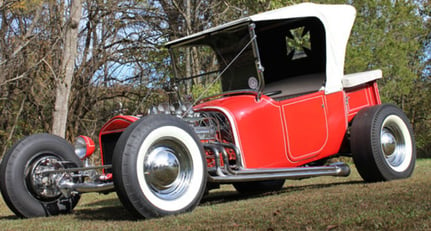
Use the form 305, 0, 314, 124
0, 134, 81, 218
351, 104, 416, 182
113, 115, 207, 218
233, 180, 285, 194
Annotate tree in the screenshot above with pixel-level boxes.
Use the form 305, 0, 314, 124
0, 0, 53, 154
66, 0, 169, 139
52, 0, 82, 137
0, 0, 162, 152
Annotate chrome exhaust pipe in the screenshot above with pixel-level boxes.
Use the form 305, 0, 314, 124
208, 162, 350, 183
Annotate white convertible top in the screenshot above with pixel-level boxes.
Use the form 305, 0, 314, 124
166, 3, 357, 94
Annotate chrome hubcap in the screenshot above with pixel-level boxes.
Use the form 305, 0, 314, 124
144, 141, 192, 200
381, 128, 396, 156
145, 147, 180, 191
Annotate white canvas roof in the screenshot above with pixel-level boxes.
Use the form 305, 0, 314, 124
166, 3, 357, 94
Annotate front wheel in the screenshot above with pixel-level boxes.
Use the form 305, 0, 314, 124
0, 134, 82, 218
112, 115, 207, 218
350, 104, 416, 182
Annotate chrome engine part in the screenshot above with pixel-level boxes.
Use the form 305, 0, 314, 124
147, 102, 234, 143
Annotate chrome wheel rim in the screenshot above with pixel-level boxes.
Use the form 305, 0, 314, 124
25, 155, 64, 200
380, 115, 412, 172
144, 140, 192, 200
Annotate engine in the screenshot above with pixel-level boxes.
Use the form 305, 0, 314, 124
148, 103, 234, 144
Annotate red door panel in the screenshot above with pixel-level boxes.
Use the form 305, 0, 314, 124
281, 93, 328, 162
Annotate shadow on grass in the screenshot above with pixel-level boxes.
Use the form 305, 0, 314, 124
74, 202, 134, 221
70, 179, 363, 221
200, 180, 363, 206
0, 215, 19, 220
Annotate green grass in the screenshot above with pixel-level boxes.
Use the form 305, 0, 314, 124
1, 159, 431, 230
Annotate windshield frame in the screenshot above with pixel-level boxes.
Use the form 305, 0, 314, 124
167, 23, 265, 103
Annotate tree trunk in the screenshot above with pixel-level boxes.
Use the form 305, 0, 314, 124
52, 0, 82, 138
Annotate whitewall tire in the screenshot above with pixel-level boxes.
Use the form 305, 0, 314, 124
351, 104, 416, 182
113, 115, 207, 218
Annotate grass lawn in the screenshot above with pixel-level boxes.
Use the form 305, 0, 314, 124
0, 159, 430, 230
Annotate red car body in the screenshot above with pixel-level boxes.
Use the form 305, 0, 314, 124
99, 81, 380, 171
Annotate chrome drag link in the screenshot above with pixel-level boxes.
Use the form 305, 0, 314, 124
34, 164, 112, 174
58, 180, 114, 197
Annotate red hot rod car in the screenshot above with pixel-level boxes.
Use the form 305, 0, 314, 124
0, 3, 416, 218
